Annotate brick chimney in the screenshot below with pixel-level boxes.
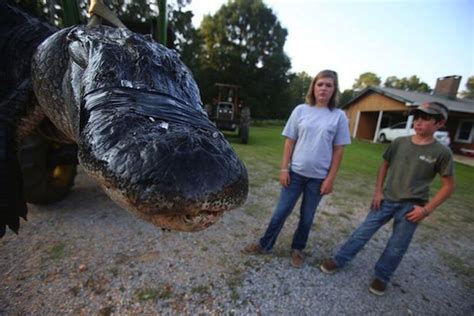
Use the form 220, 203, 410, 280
433, 75, 461, 99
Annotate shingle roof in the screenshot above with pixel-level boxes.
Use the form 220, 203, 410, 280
343, 86, 474, 114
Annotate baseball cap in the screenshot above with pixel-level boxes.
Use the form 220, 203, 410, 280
411, 102, 448, 120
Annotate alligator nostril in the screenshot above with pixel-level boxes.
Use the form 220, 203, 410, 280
183, 215, 193, 225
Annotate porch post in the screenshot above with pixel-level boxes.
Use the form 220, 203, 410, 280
373, 110, 384, 142
353, 111, 361, 138
406, 114, 414, 136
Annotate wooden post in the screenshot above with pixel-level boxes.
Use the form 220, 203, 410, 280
373, 110, 384, 142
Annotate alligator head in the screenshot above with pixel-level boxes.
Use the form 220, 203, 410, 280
31, 25, 248, 232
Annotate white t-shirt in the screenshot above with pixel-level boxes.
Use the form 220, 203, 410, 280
282, 104, 351, 179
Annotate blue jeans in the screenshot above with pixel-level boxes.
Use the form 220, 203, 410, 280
333, 200, 418, 283
259, 171, 323, 251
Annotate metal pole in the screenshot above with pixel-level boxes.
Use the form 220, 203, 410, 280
61, 0, 82, 27
156, 0, 168, 45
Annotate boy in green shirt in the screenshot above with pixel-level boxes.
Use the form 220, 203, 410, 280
320, 101, 455, 296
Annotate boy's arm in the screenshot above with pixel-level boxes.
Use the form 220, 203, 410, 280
320, 145, 344, 195
405, 175, 455, 223
372, 160, 390, 209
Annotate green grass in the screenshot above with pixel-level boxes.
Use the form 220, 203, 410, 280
191, 284, 211, 295
225, 267, 244, 302
228, 124, 474, 210
136, 287, 160, 301
43, 242, 67, 262
226, 126, 284, 170
136, 285, 174, 301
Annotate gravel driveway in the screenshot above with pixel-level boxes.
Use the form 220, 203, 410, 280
1, 167, 472, 315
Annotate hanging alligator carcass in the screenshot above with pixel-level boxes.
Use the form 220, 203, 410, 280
0, 1, 248, 236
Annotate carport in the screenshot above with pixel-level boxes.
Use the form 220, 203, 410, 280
352, 110, 414, 142
344, 89, 415, 142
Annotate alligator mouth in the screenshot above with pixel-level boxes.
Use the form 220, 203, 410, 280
143, 210, 224, 232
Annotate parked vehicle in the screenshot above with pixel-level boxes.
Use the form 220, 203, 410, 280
378, 122, 450, 146
205, 83, 250, 144
433, 129, 451, 147
378, 122, 413, 143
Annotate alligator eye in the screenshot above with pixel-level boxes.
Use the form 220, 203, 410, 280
68, 41, 88, 69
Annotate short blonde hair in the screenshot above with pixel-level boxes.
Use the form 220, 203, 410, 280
305, 70, 340, 109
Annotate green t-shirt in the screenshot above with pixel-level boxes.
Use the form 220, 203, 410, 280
383, 136, 454, 202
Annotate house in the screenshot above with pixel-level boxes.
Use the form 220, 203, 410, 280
343, 76, 474, 153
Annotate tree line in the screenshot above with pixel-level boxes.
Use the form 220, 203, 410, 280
8, 0, 474, 119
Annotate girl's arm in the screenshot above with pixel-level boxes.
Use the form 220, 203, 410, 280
280, 138, 296, 187
320, 145, 344, 195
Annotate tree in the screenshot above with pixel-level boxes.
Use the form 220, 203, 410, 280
339, 89, 356, 107
460, 76, 474, 99
405, 75, 430, 92
169, 2, 204, 75
196, 0, 291, 118
8, 0, 193, 39
284, 71, 312, 116
352, 72, 381, 90
384, 75, 431, 92
384, 76, 399, 88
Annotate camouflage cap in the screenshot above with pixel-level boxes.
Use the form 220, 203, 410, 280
411, 102, 448, 120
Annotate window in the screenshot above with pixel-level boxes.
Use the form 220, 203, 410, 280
390, 122, 412, 129
391, 122, 406, 129
455, 120, 474, 143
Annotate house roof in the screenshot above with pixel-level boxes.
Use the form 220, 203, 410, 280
343, 86, 474, 114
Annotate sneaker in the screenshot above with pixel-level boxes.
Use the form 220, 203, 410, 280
369, 278, 387, 296
290, 249, 305, 268
319, 258, 338, 274
241, 242, 267, 255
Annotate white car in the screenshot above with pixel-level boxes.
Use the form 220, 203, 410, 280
378, 122, 450, 146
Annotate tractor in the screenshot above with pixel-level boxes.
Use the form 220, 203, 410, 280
205, 83, 250, 144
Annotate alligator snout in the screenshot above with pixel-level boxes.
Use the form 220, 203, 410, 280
78, 90, 248, 231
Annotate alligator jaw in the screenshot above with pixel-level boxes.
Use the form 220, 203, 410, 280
145, 211, 225, 232
86, 151, 248, 232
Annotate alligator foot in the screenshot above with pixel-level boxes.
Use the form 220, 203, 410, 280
0, 126, 27, 237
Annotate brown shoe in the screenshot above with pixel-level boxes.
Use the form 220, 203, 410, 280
369, 278, 387, 296
320, 258, 338, 274
241, 242, 267, 255
290, 249, 305, 268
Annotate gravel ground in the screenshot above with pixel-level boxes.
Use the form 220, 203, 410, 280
1, 167, 473, 315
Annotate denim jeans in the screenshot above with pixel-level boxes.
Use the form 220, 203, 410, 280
333, 200, 418, 283
259, 171, 323, 251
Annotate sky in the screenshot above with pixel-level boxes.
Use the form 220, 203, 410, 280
186, 0, 473, 92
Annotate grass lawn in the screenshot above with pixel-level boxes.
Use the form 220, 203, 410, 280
226, 124, 474, 286
228, 124, 473, 207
